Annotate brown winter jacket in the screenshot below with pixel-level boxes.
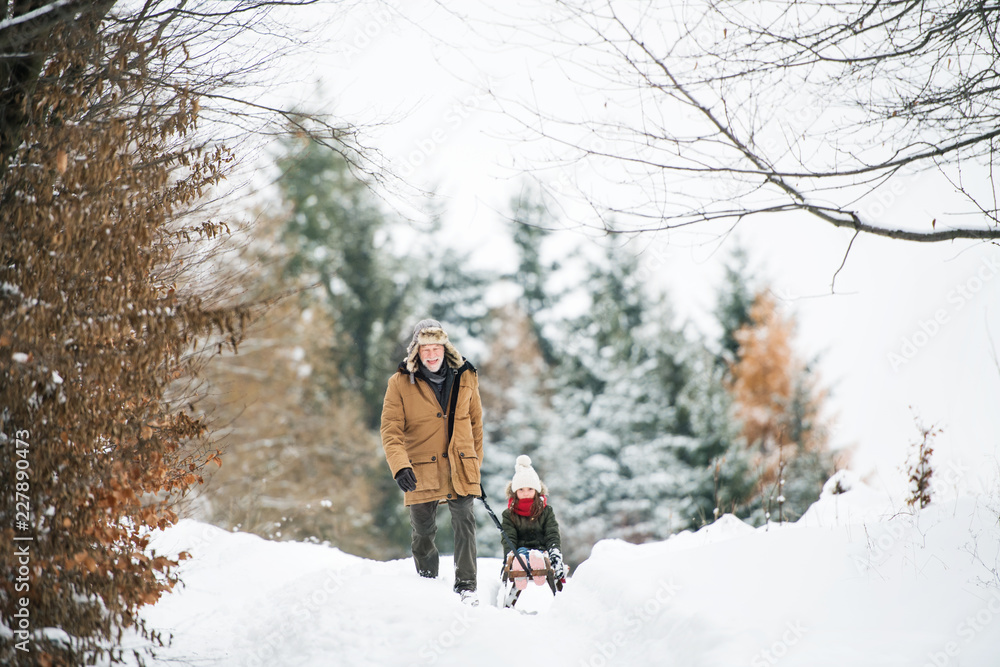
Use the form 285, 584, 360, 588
380, 360, 484, 505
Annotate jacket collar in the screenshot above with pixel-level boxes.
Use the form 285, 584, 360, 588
398, 358, 476, 384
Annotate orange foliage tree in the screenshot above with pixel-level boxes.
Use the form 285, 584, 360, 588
0, 3, 307, 664
728, 292, 838, 521
730, 293, 796, 454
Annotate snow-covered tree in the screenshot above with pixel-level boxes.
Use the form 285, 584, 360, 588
475, 303, 556, 556
714, 244, 756, 366
676, 349, 759, 525
411, 243, 497, 357
544, 243, 751, 562
475, 192, 563, 555
507, 190, 563, 366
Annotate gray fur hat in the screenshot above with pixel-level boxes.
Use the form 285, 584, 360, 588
404, 318, 462, 381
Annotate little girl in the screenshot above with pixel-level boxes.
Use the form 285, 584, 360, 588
501, 455, 567, 584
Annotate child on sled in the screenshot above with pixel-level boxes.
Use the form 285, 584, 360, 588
501, 455, 568, 590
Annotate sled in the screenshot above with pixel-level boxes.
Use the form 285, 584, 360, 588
501, 549, 560, 608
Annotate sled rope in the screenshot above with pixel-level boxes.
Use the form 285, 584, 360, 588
478, 492, 533, 577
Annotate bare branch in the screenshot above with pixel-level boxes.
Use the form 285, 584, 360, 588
477, 0, 1000, 243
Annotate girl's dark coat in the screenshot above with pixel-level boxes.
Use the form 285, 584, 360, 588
500, 503, 561, 558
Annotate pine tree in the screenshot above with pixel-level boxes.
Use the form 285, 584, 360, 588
475, 191, 562, 555
411, 243, 497, 354
508, 190, 561, 366
475, 303, 555, 556
273, 137, 425, 553
545, 244, 727, 561
676, 348, 759, 525
715, 244, 755, 366
276, 138, 411, 430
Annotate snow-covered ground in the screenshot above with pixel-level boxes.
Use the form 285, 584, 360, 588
134, 474, 1000, 666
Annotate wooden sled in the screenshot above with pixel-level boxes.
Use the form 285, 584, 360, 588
501, 549, 559, 608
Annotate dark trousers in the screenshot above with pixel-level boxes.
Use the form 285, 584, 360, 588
409, 496, 477, 592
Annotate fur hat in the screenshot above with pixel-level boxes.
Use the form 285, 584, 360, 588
404, 318, 462, 380
505, 455, 547, 497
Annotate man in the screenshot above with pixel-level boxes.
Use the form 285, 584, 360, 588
380, 319, 484, 605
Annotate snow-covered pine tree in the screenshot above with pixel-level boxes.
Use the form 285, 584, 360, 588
507, 190, 562, 367
410, 242, 496, 363
476, 303, 556, 556
274, 137, 425, 552
544, 242, 746, 562
675, 347, 759, 525
714, 244, 755, 366
475, 191, 563, 555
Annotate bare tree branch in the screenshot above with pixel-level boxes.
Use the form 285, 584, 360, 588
476, 0, 1000, 243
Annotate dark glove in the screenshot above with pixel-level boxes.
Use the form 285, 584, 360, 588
394, 468, 417, 493
548, 547, 567, 580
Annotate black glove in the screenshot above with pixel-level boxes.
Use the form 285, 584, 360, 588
548, 547, 567, 580
394, 468, 417, 493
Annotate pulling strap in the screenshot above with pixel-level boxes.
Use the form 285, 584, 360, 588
478, 492, 533, 577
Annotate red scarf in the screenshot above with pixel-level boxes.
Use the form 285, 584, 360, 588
508, 494, 547, 517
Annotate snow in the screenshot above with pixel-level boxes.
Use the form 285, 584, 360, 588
133, 478, 1000, 666
0, 1, 77, 33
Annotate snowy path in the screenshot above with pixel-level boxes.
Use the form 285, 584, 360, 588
135, 482, 1000, 667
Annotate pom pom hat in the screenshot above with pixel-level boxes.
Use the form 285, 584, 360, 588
509, 455, 542, 494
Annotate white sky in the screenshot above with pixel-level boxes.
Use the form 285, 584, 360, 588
264, 0, 1000, 498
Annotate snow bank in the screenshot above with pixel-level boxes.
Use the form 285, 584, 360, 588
798, 470, 898, 527
130, 490, 1000, 667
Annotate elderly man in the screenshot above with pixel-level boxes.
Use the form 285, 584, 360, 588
380, 319, 484, 605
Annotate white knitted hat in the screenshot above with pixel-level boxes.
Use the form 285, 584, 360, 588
510, 455, 542, 493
